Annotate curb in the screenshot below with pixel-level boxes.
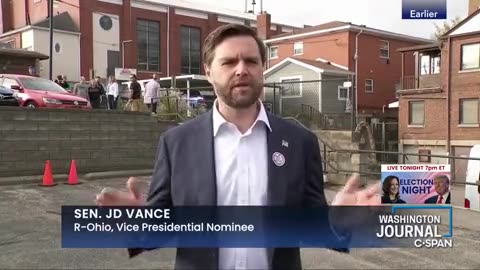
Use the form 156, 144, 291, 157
0, 169, 153, 186
0, 174, 69, 186
83, 169, 153, 180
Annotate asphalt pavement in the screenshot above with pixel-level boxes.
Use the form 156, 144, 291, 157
0, 177, 479, 269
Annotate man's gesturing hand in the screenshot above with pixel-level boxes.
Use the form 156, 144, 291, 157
95, 177, 145, 206
331, 174, 382, 206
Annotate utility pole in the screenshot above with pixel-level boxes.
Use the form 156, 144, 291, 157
48, 0, 54, 80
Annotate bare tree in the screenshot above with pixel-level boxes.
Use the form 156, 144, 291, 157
431, 16, 463, 39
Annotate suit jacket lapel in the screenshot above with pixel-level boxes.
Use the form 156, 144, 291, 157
194, 110, 217, 206
266, 114, 290, 206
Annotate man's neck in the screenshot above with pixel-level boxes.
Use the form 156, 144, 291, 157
217, 100, 259, 134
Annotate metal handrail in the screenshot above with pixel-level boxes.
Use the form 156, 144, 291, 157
284, 116, 480, 187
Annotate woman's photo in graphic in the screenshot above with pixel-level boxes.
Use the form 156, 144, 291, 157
381, 175, 406, 204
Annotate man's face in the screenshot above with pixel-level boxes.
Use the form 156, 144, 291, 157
434, 177, 449, 195
205, 36, 264, 109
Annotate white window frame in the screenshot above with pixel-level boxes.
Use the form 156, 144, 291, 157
269, 46, 278, 59
279, 75, 302, 98
338, 86, 349, 101
294, 41, 303, 56
380, 40, 389, 59
365, 79, 374, 93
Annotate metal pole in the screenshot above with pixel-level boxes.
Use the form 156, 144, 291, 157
187, 79, 191, 117
48, 0, 54, 80
122, 42, 125, 68
382, 120, 386, 162
272, 82, 276, 114
354, 29, 364, 128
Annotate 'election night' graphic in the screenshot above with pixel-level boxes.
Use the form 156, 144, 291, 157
381, 164, 451, 204
402, 0, 447, 19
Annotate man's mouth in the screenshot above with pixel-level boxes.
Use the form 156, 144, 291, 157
232, 82, 250, 88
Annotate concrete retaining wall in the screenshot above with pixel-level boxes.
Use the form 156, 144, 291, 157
0, 107, 176, 178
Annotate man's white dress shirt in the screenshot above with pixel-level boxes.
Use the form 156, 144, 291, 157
213, 100, 272, 270
437, 192, 449, 204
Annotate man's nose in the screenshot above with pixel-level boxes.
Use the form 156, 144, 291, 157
235, 61, 248, 77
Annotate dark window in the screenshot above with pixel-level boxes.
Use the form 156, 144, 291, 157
181, 26, 201, 74
137, 19, 160, 72
380, 40, 389, 58
420, 53, 440, 75
418, 149, 431, 162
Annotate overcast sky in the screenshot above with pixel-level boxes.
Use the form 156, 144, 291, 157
188, 0, 469, 39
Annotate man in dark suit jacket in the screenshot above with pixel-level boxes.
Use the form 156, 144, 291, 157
96, 24, 381, 270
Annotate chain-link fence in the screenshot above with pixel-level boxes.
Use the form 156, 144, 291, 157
109, 78, 357, 130
263, 78, 354, 130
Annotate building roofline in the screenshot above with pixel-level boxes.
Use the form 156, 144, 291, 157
0, 26, 32, 38
397, 43, 441, 52
0, 48, 49, 60
30, 26, 81, 36
265, 24, 434, 44
136, 0, 302, 29
442, 8, 480, 37
0, 25, 81, 39
264, 57, 354, 77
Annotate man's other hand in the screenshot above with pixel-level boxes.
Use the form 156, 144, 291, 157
95, 177, 145, 206
332, 174, 381, 206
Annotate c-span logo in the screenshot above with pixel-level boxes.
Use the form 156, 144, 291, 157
402, 0, 447, 19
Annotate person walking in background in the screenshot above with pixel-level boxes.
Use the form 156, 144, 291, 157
144, 74, 160, 115
55, 75, 69, 89
62, 75, 70, 90
106, 75, 119, 110
88, 78, 105, 109
73, 76, 90, 100
125, 74, 143, 112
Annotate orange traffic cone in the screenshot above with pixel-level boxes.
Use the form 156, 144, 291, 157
67, 160, 80, 185
40, 160, 56, 187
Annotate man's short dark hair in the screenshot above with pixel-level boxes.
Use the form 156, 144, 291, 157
434, 174, 450, 184
202, 24, 266, 67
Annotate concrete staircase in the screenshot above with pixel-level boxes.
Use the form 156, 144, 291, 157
313, 130, 361, 186
283, 117, 378, 186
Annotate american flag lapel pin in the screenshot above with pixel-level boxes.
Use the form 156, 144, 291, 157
282, 139, 289, 148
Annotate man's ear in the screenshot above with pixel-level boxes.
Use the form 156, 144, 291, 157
204, 64, 213, 84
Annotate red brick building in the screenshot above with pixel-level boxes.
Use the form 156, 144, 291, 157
263, 21, 432, 114
397, 4, 480, 183
0, 0, 298, 80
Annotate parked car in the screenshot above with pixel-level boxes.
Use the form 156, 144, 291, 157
0, 74, 91, 110
465, 144, 480, 210
0, 85, 19, 106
